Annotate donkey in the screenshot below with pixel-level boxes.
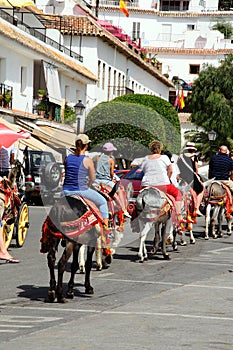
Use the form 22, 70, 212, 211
133, 187, 175, 262
40, 194, 105, 303
203, 180, 231, 240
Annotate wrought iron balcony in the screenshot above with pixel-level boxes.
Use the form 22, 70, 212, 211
0, 83, 13, 109
0, 8, 83, 62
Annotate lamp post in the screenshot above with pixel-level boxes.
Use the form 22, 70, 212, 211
74, 100, 85, 134
208, 129, 217, 158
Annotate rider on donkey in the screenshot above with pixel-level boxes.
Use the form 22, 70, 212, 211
140, 140, 185, 230
62, 134, 109, 231
94, 142, 131, 219
209, 145, 233, 216
177, 142, 204, 217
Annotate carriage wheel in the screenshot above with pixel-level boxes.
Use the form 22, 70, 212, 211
15, 202, 29, 248
2, 221, 14, 250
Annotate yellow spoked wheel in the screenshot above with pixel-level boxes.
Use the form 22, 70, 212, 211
15, 202, 29, 248
2, 221, 14, 250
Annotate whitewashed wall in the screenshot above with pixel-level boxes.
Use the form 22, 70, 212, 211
0, 45, 34, 112
66, 35, 170, 112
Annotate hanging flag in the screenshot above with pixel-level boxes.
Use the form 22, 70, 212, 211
174, 88, 185, 110
174, 87, 180, 109
119, 0, 129, 17
179, 89, 185, 110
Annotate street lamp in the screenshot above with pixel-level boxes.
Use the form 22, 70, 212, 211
74, 100, 85, 134
207, 129, 217, 158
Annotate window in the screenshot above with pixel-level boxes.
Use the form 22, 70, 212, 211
187, 24, 195, 31
160, 0, 184, 11
107, 67, 111, 101
20, 66, 27, 94
132, 22, 140, 40
183, 1, 189, 10
65, 85, 70, 102
97, 60, 101, 88
118, 72, 121, 96
189, 64, 200, 74
113, 70, 116, 95
161, 24, 172, 41
102, 63, 105, 90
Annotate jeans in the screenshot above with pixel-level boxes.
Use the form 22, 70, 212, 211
62, 188, 109, 219
94, 178, 115, 188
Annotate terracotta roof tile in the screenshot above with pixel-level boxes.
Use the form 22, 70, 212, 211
146, 47, 233, 56
43, 14, 173, 87
0, 18, 97, 82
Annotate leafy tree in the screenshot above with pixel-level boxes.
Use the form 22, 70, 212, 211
85, 100, 180, 162
190, 54, 233, 148
218, 0, 233, 10
212, 21, 233, 39
64, 104, 76, 125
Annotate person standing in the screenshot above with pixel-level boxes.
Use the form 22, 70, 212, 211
62, 134, 109, 229
0, 227, 20, 263
177, 142, 204, 216
0, 145, 15, 177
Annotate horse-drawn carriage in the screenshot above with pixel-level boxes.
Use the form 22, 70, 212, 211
0, 123, 30, 250
2, 164, 30, 249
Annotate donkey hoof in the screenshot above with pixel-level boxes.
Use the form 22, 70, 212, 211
66, 291, 74, 299
205, 236, 209, 240
79, 266, 85, 274
85, 286, 94, 294
57, 295, 67, 303
48, 290, 56, 303
190, 239, 196, 244
96, 265, 102, 271
180, 240, 187, 246
150, 247, 156, 254
163, 254, 170, 260
227, 232, 232, 236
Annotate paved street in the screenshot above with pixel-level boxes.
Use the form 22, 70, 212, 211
1, 206, 233, 349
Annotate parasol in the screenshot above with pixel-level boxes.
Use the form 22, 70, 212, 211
0, 123, 30, 149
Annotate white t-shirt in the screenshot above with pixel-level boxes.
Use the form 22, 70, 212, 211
141, 155, 171, 187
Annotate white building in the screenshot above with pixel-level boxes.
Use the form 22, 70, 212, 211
59, 0, 233, 84
0, 4, 173, 133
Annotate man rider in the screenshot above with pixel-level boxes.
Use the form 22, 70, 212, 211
209, 145, 233, 192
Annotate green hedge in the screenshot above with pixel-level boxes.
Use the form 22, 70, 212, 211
85, 96, 181, 158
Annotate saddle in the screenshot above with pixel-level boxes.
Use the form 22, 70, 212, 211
205, 181, 233, 218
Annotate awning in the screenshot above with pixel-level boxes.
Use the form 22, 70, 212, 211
43, 61, 62, 106
0, 118, 62, 162
33, 124, 76, 149
15, 119, 76, 152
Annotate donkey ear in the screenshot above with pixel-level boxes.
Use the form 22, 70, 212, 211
203, 178, 215, 188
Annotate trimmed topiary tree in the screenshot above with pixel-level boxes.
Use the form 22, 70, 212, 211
85, 99, 180, 161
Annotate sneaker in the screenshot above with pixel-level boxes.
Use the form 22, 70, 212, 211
123, 210, 131, 219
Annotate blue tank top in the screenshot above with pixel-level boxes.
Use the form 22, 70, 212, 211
63, 154, 88, 191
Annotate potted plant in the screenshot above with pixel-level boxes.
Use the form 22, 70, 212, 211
37, 89, 45, 99
3, 91, 12, 108
37, 101, 47, 116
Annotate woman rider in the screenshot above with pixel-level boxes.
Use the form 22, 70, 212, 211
95, 142, 131, 218
141, 140, 184, 223
62, 134, 109, 229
